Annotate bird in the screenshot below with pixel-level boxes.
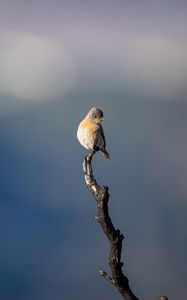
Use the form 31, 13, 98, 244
77, 107, 110, 159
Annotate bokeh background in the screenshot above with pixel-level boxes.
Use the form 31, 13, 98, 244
0, 1, 187, 299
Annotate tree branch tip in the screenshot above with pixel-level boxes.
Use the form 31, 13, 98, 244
99, 270, 115, 284
99, 270, 107, 277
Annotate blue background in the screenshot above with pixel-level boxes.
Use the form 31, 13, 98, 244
0, 1, 187, 299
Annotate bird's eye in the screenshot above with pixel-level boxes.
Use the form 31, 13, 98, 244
94, 115, 97, 118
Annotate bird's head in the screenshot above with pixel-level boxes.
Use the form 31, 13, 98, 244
86, 107, 104, 124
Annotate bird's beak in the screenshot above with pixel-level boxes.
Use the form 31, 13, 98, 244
101, 117, 104, 121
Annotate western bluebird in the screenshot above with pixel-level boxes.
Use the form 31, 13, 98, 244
77, 107, 110, 159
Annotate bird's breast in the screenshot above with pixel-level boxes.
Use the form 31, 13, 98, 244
77, 119, 102, 150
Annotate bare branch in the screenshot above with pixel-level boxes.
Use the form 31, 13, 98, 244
82, 152, 169, 300
83, 152, 139, 300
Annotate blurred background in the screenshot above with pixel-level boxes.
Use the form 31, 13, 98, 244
0, 1, 187, 299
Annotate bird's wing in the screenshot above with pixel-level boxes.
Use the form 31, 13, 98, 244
99, 125, 106, 148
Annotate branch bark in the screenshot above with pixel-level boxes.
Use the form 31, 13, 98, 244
83, 152, 139, 300
82, 152, 169, 300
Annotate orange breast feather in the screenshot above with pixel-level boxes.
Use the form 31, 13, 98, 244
79, 119, 98, 134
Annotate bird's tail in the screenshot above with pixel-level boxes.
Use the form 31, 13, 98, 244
101, 148, 110, 159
